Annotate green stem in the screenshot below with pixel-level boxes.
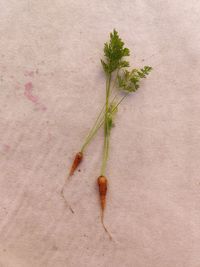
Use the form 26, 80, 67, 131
100, 92, 128, 175
101, 133, 109, 176
101, 74, 112, 176
81, 92, 128, 153
80, 73, 127, 154
81, 119, 104, 152
82, 93, 123, 150
112, 93, 128, 111
80, 104, 106, 152
80, 85, 116, 153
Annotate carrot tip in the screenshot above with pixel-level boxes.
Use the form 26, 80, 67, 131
97, 176, 112, 240
61, 187, 75, 214
101, 211, 113, 241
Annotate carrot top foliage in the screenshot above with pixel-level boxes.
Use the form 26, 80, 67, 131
99, 29, 152, 176
101, 29, 130, 74
66, 30, 152, 175
118, 66, 152, 92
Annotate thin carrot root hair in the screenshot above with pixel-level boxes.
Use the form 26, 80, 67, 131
101, 209, 113, 240
98, 175, 113, 240
61, 178, 74, 214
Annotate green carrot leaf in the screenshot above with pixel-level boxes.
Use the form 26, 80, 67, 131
117, 66, 152, 93
101, 29, 130, 74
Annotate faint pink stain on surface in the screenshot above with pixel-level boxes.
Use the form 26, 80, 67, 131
24, 82, 47, 111
24, 82, 38, 103
3, 144, 10, 152
24, 71, 34, 77
15, 83, 20, 90
39, 104, 47, 111
2, 66, 6, 72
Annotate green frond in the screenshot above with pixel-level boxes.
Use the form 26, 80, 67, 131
101, 29, 130, 74
117, 66, 152, 93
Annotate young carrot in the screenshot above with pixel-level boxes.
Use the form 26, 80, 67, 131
98, 175, 107, 210
97, 30, 152, 238
60, 152, 83, 213
60, 110, 105, 212
97, 175, 112, 240
69, 151, 83, 176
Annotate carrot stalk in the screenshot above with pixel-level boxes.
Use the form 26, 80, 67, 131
97, 175, 112, 240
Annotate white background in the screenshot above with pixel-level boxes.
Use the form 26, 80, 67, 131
0, 1, 200, 266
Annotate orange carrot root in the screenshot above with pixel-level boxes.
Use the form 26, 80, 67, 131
97, 176, 112, 240
98, 176, 107, 210
69, 152, 83, 176
60, 152, 83, 213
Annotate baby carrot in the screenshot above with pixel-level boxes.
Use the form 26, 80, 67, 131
69, 152, 83, 176
97, 175, 107, 211
97, 175, 112, 240
61, 152, 83, 213
96, 30, 152, 238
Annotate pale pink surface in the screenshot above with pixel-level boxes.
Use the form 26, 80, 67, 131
0, 1, 200, 267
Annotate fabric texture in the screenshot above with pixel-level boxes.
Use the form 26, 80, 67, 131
0, 1, 200, 266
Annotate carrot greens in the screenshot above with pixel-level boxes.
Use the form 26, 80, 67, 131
100, 30, 152, 176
